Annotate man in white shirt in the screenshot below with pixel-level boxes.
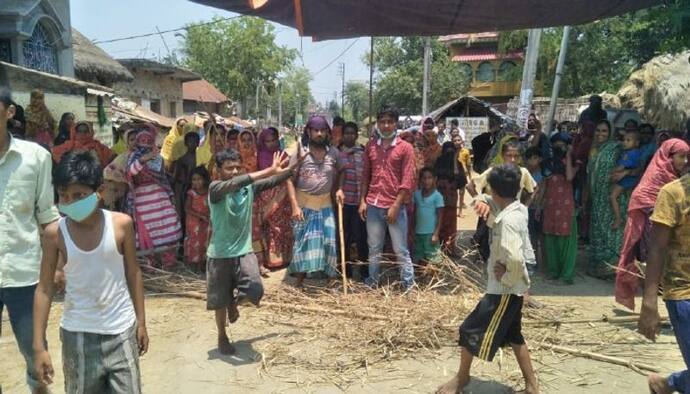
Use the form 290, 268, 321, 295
0, 88, 59, 394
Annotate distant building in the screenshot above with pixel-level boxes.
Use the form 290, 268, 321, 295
0, 0, 75, 77
183, 79, 230, 115
439, 32, 543, 105
114, 59, 201, 118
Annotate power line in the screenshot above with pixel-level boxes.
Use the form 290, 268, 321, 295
93, 15, 242, 44
311, 38, 359, 77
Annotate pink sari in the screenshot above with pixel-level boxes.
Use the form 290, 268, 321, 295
615, 138, 690, 310
255, 128, 293, 268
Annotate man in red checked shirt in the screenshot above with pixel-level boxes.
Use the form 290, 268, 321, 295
359, 105, 417, 291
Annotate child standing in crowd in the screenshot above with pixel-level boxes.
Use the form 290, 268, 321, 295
434, 142, 460, 245
610, 131, 643, 229
207, 149, 298, 354
33, 152, 148, 393
438, 165, 539, 394
413, 168, 445, 265
542, 133, 579, 284
184, 166, 211, 271
524, 147, 545, 272
338, 121, 369, 280
453, 134, 472, 217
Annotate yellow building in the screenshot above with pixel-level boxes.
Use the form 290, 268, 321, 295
439, 32, 543, 106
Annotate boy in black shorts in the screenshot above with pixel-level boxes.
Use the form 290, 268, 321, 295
437, 164, 539, 394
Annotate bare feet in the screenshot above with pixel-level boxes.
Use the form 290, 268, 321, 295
227, 303, 240, 324
436, 374, 468, 394
218, 336, 236, 355
260, 266, 270, 278
515, 383, 540, 394
648, 373, 672, 394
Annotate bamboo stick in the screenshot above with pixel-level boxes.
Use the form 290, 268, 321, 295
544, 344, 661, 374
524, 315, 669, 326
337, 201, 348, 295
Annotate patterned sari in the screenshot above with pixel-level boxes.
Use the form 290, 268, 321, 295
587, 141, 629, 279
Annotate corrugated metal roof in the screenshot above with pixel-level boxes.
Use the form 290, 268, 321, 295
452, 48, 523, 62
183, 79, 228, 104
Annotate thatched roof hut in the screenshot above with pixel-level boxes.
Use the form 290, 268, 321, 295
72, 29, 133, 87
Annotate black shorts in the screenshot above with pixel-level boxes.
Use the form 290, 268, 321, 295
459, 294, 525, 361
206, 254, 264, 310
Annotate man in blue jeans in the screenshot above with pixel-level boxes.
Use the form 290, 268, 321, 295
359, 105, 416, 290
0, 88, 59, 393
638, 172, 690, 394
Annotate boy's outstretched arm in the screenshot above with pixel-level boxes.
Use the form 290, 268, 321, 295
211, 152, 293, 202
253, 151, 303, 194
121, 214, 149, 355
33, 222, 60, 386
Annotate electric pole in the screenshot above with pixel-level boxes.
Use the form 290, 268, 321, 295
422, 36, 432, 116
278, 80, 282, 127
368, 36, 374, 136
545, 26, 571, 134
255, 82, 261, 120
516, 29, 542, 129
338, 62, 345, 116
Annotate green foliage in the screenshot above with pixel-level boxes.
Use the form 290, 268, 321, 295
344, 81, 368, 123
182, 17, 297, 111
364, 37, 470, 115
499, 2, 690, 97
270, 67, 314, 126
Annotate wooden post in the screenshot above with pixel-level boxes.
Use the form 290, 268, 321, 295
337, 201, 348, 294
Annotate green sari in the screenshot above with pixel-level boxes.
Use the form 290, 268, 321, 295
586, 141, 630, 279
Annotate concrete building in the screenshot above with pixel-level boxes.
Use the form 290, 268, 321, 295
114, 59, 200, 119
0, 0, 75, 77
439, 32, 543, 105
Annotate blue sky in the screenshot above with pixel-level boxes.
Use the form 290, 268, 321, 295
70, 0, 372, 105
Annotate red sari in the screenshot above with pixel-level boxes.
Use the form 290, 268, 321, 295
184, 189, 210, 266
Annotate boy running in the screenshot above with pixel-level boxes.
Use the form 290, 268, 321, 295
207, 149, 298, 354
33, 152, 148, 393
437, 164, 539, 394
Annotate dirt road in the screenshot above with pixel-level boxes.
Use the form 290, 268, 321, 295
1, 206, 684, 393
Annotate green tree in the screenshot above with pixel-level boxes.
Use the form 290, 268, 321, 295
266, 66, 314, 126
344, 81, 368, 122
499, 1, 690, 97
182, 17, 297, 117
363, 37, 471, 114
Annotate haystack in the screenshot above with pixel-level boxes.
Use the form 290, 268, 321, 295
72, 29, 134, 87
617, 50, 690, 130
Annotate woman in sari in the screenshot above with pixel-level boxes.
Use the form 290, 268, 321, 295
160, 117, 190, 172
421, 117, 442, 168
586, 120, 627, 279
434, 141, 462, 246
255, 127, 293, 270
239, 129, 258, 172
53, 112, 75, 146
615, 138, 690, 309
103, 126, 139, 212
127, 127, 182, 267
24, 89, 56, 148
52, 121, 115, 167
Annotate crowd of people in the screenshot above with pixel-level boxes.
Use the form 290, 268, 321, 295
3, 85, 690, 394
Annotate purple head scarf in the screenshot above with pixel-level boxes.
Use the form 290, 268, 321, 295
301, 115, 331, 147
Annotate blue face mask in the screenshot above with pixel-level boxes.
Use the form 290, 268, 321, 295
58, 193, 99, 222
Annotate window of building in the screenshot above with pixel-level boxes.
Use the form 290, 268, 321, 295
23, 23, 58, 74
0, 39, 11, 63
498, 61, 518, 81
150, 99, 161, 114
459, 63, 473, 82
169, 102, 177, 118
476, 62, 495, 82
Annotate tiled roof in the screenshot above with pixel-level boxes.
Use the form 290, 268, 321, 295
452, 48, 523, 62
183, 79, 228, 104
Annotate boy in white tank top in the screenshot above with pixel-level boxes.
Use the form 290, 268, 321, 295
33, 152, 148, 393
